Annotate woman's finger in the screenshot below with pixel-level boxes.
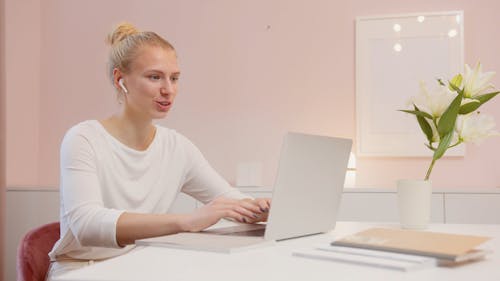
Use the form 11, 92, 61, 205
238, 199, 264, 214
254, 198, 271, 212
210, 201, 257, 223
220, 209, 251, 223
232, 205, 259, 220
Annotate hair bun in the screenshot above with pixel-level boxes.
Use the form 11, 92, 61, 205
106, 22, 139, 46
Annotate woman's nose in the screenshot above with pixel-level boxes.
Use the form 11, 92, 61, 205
161, 81, 174, 95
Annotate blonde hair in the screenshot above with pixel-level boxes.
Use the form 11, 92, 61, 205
106, 22, 175, 82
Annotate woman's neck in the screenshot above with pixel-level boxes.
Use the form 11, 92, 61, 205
100, 113, 156, 151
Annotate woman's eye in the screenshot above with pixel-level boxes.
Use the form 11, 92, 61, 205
171, 76, 180, 82
150, 75, 161, 80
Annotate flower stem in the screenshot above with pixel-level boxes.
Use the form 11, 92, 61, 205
425, 158, 436, 181
448, 140, 463, 149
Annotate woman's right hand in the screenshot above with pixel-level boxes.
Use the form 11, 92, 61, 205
180, 197, 266, 232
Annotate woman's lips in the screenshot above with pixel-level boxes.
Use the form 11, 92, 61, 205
155, 100, 171, 111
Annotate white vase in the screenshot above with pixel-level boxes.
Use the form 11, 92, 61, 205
397, 179, 432, 229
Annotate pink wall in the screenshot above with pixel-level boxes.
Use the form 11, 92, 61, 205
5, 0, 500, 190
5, 0, 40, 187
1, 0, 6, 277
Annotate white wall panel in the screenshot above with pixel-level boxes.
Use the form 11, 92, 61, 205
445, 194, 500, 224
4, 189, 59, 281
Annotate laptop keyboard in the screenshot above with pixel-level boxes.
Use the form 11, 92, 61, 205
221, 228, 266, 237
203, 224, 267, 237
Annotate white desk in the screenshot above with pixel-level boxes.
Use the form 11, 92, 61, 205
54, 222, 500, 281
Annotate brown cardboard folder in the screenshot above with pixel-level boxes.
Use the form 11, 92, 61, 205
331, 228, 491, 263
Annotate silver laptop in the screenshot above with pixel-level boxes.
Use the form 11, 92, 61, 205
205, 132, 352, 241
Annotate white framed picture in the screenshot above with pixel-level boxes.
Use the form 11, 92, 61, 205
356, 11, 465, 157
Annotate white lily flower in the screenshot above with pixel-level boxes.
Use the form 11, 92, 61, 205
463, 62, 496, 98
411, 81, 456, 118
455, 113, 500, 144
404, 62, 499, 180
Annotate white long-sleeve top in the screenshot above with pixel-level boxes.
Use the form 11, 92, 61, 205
48, 120, 248, 261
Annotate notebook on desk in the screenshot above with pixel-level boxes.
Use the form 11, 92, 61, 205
330, 227, 492, 265
136, 132, 352, 252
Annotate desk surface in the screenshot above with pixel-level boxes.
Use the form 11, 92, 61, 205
54, 222, 500, 281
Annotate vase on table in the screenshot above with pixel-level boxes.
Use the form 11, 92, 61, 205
397, 179, 432, 230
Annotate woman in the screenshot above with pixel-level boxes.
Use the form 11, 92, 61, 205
46, 22, 270, 280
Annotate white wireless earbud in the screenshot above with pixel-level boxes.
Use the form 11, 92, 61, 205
118, 79, 128, 93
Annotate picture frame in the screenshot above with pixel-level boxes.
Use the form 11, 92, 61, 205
355, 11, 465, 157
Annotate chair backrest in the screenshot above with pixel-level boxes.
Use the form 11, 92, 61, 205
17, 222, 60, 281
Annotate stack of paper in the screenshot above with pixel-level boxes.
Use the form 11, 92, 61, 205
293, 245, 436, 271
331, 228, 492, 265
293, 228, 492, 270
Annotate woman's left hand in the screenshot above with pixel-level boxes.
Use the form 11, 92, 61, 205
242, 198, 271, 223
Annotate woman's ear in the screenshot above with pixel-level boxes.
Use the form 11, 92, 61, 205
113, 68, 127, 93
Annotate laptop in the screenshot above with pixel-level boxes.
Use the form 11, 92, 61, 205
203, 132, 352, 241
136, 132, 352, 252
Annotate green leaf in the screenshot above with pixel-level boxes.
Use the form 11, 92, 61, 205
437, 93, 462, 138
413, 106, 434, 143
433, 131, 453, 160
399, 109, 433, 120
425, 143, 436, 151
459, 100, 481, 114
449, 74, 463, 91
459, 91, 499, 114
476, 91, 500, 104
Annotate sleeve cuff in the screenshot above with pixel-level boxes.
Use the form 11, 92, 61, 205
103, 209, 126, 248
